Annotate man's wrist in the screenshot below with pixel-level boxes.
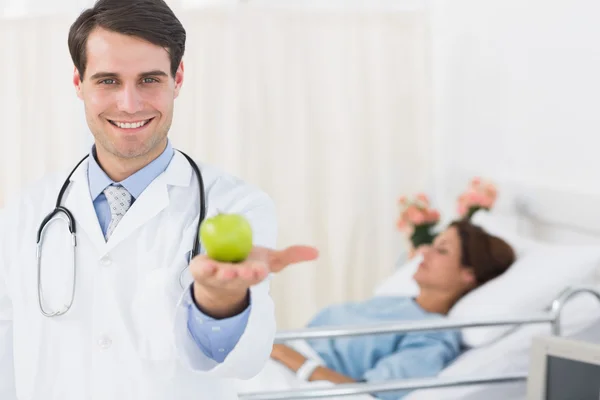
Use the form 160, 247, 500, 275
191, 283, 249, 319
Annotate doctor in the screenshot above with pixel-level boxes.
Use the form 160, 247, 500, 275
0, 0, 318, 399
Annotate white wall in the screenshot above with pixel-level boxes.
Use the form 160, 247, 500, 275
430, 0, 600, 217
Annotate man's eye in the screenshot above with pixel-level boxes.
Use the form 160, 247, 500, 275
100, 79, 116, 85
142, 78, 158, 84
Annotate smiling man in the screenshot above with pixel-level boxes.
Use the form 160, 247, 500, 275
0, 1, 318, 400
73, 23, 180, 181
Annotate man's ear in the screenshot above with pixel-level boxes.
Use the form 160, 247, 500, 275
73, 66, 83, 100
173, 60, 184, 99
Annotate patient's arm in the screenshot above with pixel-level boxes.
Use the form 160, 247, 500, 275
270, 344, 354, 383
308, 365, 355, 384
362, 331, 460, 383
271, 329, 460, 391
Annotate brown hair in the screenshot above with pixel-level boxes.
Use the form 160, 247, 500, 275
67, 0, 186, 79
450, 220, 516, 286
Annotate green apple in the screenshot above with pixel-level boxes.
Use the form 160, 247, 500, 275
200, 213, 253, 263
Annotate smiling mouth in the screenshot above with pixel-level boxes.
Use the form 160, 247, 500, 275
108, 118, 154, 129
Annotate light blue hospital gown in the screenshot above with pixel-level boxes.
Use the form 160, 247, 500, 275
305, 296, 463, 400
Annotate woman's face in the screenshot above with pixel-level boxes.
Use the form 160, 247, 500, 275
413, 227, 476, 293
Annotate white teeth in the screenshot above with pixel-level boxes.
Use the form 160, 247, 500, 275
112, 119, 150, 129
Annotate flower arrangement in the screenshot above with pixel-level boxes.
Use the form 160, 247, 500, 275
396, 193, 441, 249
457, 177, 498, 220
396, 178, 498, 254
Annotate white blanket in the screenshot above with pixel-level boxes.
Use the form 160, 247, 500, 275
235, 340, 377, 400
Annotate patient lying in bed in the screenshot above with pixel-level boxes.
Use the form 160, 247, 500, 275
269, 220, 516, 400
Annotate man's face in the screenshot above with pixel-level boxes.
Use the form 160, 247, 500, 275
73, 27, 183, 162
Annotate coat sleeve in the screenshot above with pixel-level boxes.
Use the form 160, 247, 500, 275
0, 209, 17, 399
172, 188, 278, 379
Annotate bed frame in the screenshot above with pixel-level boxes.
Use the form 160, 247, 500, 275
239, 287, 600, 400
239, 180, 600, 400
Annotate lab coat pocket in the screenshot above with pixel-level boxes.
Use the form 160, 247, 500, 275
131, 266, 178, 361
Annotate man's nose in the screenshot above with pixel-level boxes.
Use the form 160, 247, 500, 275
116, 84, 144, 114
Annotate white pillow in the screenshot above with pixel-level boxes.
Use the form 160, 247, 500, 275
450, 242, 600, 347
450, 210, 600, 347
404, 294, 600, 400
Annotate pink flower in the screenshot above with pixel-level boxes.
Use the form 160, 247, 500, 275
427, 210, 440, 223
397, 219, 408, 230
416, 193, 429, 206
412, 212, 425, 225
456, 177, 498, 217
406, 206, 421, 223
396, 192, 441, 234
480, 196, 494, 208
475, 192, 488, 205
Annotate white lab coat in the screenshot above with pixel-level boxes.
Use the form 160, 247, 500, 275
0, 151, 278, 400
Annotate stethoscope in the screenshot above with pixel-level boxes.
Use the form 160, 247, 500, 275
36, 149, 206, 318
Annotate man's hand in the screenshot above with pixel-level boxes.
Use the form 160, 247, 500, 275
190, 245, 318, 319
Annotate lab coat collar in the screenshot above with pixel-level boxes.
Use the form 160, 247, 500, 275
88, 141, 176, 201
67, 149, 194, 254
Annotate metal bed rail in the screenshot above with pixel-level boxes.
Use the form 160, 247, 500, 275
274, 312, 553, 342
239, 287, 600, 400
239, 373, 528, 400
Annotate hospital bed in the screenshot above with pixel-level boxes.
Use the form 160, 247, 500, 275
238, 286, 600, 400
236, 185, 600, 400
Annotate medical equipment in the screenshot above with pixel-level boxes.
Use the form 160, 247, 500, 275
35, 149, 206, 318
526, 335, 600, 399
238, 286, 600, 400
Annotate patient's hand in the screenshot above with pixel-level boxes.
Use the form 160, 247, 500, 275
270, 344, 355, 384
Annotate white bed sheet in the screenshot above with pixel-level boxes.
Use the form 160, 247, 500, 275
235, 339, 376, 400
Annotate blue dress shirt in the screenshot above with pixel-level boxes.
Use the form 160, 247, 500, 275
87, 140, 251, 363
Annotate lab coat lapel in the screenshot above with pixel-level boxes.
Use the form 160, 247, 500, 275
65, 159, 107, 252
103, 151, 193, 252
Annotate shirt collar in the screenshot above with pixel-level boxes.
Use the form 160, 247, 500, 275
88, 140, 175, 201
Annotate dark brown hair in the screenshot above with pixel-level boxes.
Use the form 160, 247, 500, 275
67, 0, 186, 79
450, 220, 516, 286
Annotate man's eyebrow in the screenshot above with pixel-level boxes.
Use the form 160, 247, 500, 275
139, 70, 169, 77
88, 70, 169, 80
89, 71, 119, 81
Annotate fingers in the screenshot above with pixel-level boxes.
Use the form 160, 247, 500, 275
269, 245, 319, 273
191, 244, 318, 286
191, 255, 269, 284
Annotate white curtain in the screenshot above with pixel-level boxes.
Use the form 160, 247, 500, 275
0, 3, 432, 328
